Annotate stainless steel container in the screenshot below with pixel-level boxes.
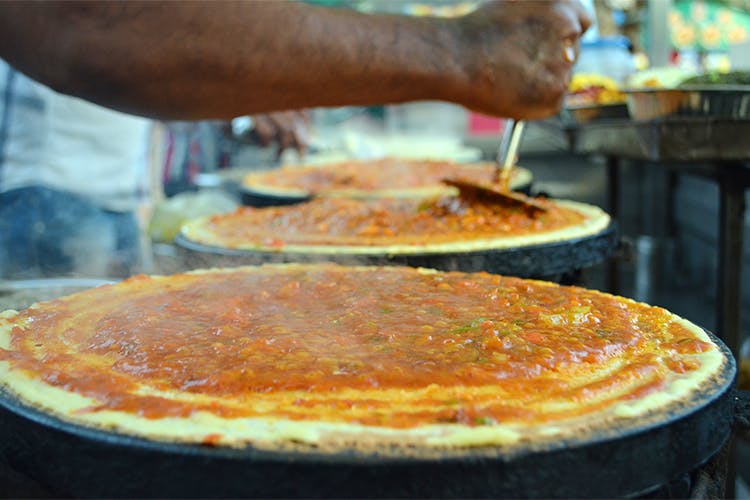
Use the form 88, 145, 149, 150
626, 86, 750, 121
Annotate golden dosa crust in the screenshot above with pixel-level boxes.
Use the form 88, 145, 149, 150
0, 264, 726, 454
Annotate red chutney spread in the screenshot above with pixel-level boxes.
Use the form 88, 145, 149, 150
0, 265, 715, 428
243, 159, 523, 192
192, 195, 588, 249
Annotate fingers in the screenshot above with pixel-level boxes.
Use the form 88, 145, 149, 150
251, 114, 275, 146
269, 111, 310, 158
449, 0, 594, 117
556, 0, 592, 38
570, 0, 594, 35
555, 0, 591, 66
251, 111, 310, 158
291, 113, 311, 156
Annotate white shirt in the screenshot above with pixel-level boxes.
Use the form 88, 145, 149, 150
0, 61, 151, 212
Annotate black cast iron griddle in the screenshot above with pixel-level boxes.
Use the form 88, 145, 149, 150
238, 181, 534, 207
174, 224, 617, 280
0, 333, 738, 499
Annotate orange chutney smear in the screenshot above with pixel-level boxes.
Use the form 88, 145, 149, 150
202, 195, 586, 248
0, 266, 712, 427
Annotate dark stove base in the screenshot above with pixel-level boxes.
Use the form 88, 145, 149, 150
0, 441, 733, 500
0, 461, 58, 498
641, 439, 730, 499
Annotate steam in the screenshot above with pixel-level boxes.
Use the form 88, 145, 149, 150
60, 217, 118, 278
0, 188, 143, 280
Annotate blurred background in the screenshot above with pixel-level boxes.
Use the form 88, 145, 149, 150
1, 0, 750, 495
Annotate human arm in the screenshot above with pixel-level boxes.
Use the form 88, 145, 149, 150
0, 0, 590, 121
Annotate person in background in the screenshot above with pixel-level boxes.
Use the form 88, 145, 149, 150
0, 61, 151, 278
0, 60, 310, 279
161, 111, 310, 196
0, 1, 591, 122
160, 121, 234, 197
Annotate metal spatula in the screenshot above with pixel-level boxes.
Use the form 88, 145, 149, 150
441, 178, 548, 213
443, 119, 547, 213
496, 119, 524, 189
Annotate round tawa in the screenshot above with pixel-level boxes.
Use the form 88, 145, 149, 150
239, 165, 534, 207
0, 333, 735, 498
240, 180, 534, 207
174, 224, 618, 279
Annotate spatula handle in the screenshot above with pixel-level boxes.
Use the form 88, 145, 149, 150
496, 120, 525, 185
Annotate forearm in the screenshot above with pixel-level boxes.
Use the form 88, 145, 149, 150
0, 1, 469, 120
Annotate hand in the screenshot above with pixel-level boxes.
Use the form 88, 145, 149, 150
251, 110, 311, 158
454, 0, 592, 119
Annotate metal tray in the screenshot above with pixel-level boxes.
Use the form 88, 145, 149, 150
625, 86, 750, 121
571, 118, 750, 162
560, 103, 630, 126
